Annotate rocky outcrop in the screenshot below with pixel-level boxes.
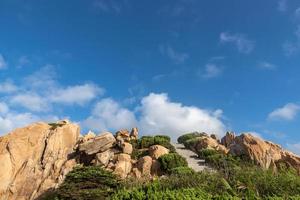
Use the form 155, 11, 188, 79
221, 132, 236, 148
229, 134, 300, 171
182, 131, 300, 172
149, 145, 169, 159
0, 120, 79, 200
78, 132, 116, 155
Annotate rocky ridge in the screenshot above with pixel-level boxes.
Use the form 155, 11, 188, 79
180, 131, 300, 173
0, 121, 171, 200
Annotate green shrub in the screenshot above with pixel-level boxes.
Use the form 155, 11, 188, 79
177, 132, 207, 144
139, 136, 155, 148
45, 166, 120, 200
158, 153, 188, 173
169, 166, 195, 176
154, 135, 171, 143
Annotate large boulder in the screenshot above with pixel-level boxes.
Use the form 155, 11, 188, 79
130, 127, 138, 140
137, 156, 153, 177
149, 145, 169, 159
195, 136, 228, 154
95, 149, 114, 167
122, 142, 133, 155
229, 133, 300, 171
113, 154, 132, 179
0, 120, 79, 200
79, 132, 116, 155
116, 129, 130, 142
221, 132, 236, 148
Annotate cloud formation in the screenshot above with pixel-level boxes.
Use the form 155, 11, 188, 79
200, 63, 223, 79
83, 93, 226, 140
258, 61, 277, 70
220, 32, 255, 54
268, 103, 300, 121
159, 45, 189, 64
277, 0, 287, 12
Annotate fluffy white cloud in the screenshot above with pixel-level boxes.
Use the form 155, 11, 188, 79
258, 61, 277, 70
268, 103, 300, 121
83, 93, 226, 140
159, 45, 189, 64
0, 54, 7, 69
0, 111, 59, 135
11, 93, 49, 112
220, 32, 255, 54
138, 93, 226, 138
0, 80, 18, 93
83, 98, 137, 131
200, 63, 223, 79
50, 84, 104, 105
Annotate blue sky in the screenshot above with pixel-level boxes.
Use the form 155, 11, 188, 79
1, 0, 300, 153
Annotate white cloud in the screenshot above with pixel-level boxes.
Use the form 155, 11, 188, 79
50, 83, 104, 105
286, 143, 300, 155
11, 93, 49, 112
0, 111, 59, 135
160, 45, 189, 64
278, 0, 287, 12
83, 93, 226, 140
0, 80, 18, 93
138, 93, 226, 138
295, 7, 300, 19
24, 64, 57, 89
82, 98, 137, 131
220, 32, 255, 54
200, 63, 223, 79
268, 103, 300, 121
0, 54, 7, 69
258, 61, 277, 70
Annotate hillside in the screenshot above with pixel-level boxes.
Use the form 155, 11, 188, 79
1, 120, 300, 200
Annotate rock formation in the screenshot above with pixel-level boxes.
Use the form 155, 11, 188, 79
0, 120, 79, 200
183, 132, 300, 172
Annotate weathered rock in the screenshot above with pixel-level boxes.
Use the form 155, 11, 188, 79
195, 136, 228, 154
151, 159, 162, 176
221, 132, 236, 148
95, 149, 114, 167
116, 129, 130, 142
149, 145, 169, 159
122, 142, 133, 155
130, 127, 138, 140
113, 153, 132, 179
82, 131, 96, 142
79, 132, 116, 155
131, 168, 141, 179
229, 134, 290, 169
137, 156, 153, 177
0, 120, 79, 200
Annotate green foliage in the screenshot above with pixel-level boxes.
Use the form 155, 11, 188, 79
43, 166, 120, 200
139, 136, 155, 148
158, 153, 188, 173
138, 135, 175, 152
48, 122, 64, 130
177, 132, 207, 144
154, 135, 171, 143
169, 166, 195, 176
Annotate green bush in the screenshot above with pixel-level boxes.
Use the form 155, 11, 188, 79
158, 153, 188, 173
44, 166, 120, 200
169, 166, 195, 176
154, 135, 171, 143
177, 132, 207, 144
139, 136, 155, 148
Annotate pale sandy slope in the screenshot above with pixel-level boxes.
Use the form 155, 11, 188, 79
173, 143, 211, 172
